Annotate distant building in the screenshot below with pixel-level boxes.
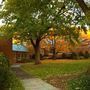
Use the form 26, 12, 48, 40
0, 31, 90, 64
0, 39, 30, 64
73, 38, 90, 54
12, 44, 30, 62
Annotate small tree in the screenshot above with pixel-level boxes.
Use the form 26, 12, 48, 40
0, 0, 87, 64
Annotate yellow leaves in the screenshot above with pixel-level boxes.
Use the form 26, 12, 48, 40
80, 30, 90, 39
12, 39, 21, 44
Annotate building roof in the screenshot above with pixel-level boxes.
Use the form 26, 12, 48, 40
12, 44, 28, 52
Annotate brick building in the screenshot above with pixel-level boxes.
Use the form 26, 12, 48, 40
0, 39, 15, 64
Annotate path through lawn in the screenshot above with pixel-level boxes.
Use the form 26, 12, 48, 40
21, 60, 90, 90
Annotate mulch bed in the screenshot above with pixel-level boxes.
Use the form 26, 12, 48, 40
44, 74, 79, 90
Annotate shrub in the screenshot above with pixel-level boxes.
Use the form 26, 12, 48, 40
9, 71, 24, 90
79, 51, 84, 56
0, 53, 9, 68
78, 51, 84, 59
62, 53, 66, 59
68, 72, 90, 90
70, 52, 79, 59
84, 51, 90, 59
0, 66, 10, 90
0, 53, 24, 90
0, 66, 24, 90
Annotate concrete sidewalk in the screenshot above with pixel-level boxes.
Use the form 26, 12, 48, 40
11, 65, 60, 90
22, 78, 59, 90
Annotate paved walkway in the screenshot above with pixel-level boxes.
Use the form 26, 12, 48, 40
11, 65, 60, 90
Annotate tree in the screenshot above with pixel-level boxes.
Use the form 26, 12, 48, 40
76, 0, 90, 24
0, 0, 86, 64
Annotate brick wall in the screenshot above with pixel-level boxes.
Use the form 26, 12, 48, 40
0, 39, 16, 64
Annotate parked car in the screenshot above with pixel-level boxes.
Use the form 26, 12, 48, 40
62, 52, 73, 59
61, 52, 79, 59
55, 52, 64, 59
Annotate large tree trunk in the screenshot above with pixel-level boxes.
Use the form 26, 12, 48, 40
30, 39, 41, 65
34, 43, 41, 64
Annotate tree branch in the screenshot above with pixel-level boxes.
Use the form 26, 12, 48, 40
41, 34, 48, 40
76, 0, 90, 14
30, 38, 35, 47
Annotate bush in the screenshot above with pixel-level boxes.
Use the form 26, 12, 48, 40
78, 51, 84, 59
68, 72, 90, 90
9, 71, 25, 90
70, 52, 79, 59
84, 51, 90, 59
0, 53, 9, 68
0, 66, 24, 90
0, 66, 10, 90
62, 53, 66, 59
0, 53, 24, 90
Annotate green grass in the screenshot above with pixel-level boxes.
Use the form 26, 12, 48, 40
68, 74, 90, 90
10, 71, 25, 90
21, 60, 90, 79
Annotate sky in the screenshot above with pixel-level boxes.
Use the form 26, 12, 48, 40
0, 0, 3, 25
0, 0, 2, 4
84, 0, 90, 7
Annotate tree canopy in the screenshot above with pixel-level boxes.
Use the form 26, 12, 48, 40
0, 0, 86, 40
0, 0, 88, 64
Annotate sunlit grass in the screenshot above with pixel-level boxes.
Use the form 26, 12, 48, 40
21, 59, 90, 79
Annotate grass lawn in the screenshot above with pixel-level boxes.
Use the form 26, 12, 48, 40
21, 59, 90, 90
21, 59, 90, 79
